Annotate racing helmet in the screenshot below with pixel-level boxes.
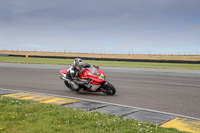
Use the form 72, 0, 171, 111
73, 58, 83, 70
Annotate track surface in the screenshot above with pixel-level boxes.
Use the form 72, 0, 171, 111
1, 63, 200, 118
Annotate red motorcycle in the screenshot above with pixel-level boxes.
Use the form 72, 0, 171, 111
60, 64, 116, 95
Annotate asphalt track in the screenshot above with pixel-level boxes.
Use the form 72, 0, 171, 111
0, 63, 200, 119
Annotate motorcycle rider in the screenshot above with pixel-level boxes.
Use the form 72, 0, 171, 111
66, 58, 90, 90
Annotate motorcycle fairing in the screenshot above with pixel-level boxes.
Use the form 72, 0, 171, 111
60, 69, 67, 74
79, 66, 106, 84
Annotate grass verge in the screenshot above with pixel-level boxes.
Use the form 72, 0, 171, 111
0, 56, 200, 70
0, 96, 183, 133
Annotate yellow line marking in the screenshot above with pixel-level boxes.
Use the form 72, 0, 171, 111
20, 95, 56, 102
37, 98, 58, 103
161, 117, 200, 133
3, 92, 37, 99
41, 97, 82, 105
2, 92, 82, 105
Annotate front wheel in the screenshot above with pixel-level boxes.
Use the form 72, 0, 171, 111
102, 82, 116, 95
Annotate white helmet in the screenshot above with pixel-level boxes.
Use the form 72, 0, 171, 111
73, 58, 83, 70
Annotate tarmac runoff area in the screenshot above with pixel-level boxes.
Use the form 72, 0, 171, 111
1, 88, 200, 133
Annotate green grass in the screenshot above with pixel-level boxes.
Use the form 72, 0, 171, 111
0, 96, 183, 133
0, 56, 200, 70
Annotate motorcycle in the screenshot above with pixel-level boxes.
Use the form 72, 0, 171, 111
60, 64, 116, 95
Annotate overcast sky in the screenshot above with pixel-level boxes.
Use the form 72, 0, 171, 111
0, 0, 200, 54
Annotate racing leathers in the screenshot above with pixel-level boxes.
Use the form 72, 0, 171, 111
66, 64, 89, 86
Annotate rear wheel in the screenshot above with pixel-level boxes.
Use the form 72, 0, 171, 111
103, 82, 116, 95
64, 81, 81, 91
64, 81, 74, 91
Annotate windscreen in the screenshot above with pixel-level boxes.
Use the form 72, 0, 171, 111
87, 66, 99, 75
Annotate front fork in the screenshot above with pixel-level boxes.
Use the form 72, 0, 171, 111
100, 81, 108, 91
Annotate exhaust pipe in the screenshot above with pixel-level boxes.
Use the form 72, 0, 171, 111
60, 76, 70, 82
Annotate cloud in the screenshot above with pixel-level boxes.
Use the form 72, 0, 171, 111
0, 0, 200, 54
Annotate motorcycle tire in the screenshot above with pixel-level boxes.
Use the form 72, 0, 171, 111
64, 81, 75, 91
64, 81, 81, 91
103, 82, 116, 95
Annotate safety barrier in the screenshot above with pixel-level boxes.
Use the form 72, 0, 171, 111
2, 54, 200, 64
